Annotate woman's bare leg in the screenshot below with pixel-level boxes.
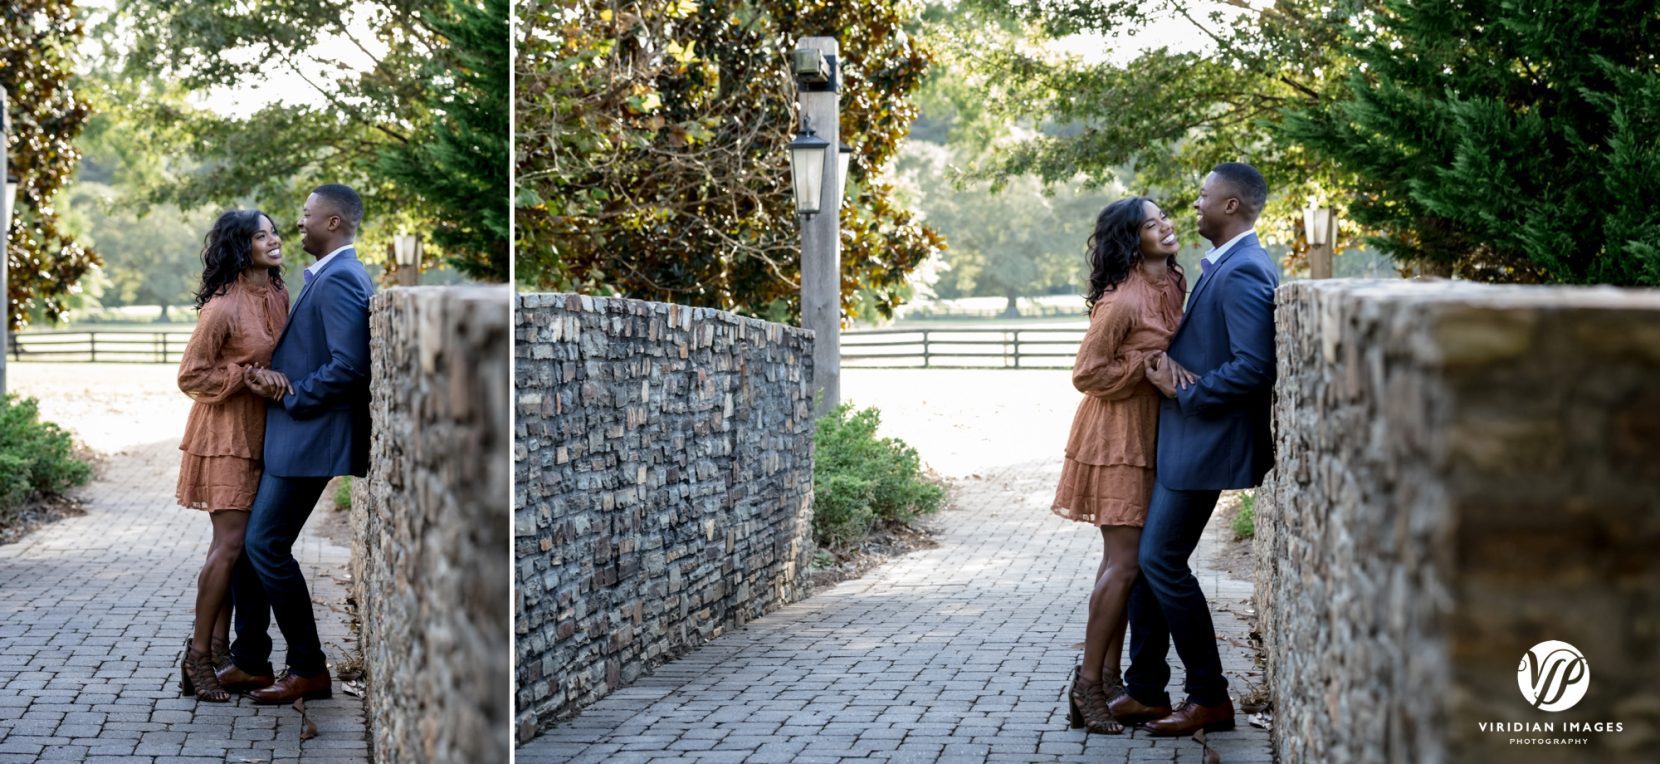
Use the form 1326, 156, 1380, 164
1082, 524, 1142, 684
1098, 526, 1142, 686
193, 510, 249, 656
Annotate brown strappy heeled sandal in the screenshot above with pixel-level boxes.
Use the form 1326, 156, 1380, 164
1101, 670, 1127, 704
210, 636, 231, 670
1066, 666, 1124, 735
179, 642, 231, 702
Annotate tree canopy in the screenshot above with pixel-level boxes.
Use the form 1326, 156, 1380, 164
3, 0, 100, 330
943, 0, 1362, 256
516, 0, 945, 322
1282, 0, 1660, 284
941, 0, 1660, 284
894, 140, 1115, 313
104, 0, 509, 281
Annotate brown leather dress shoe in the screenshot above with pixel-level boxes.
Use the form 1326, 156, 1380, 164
249, 671, 333, 704
1107, 692, 1174, 725
1145, 698, 1236, 736
215, 663, 276, 693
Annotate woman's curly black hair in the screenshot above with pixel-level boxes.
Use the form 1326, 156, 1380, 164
1084, 196, 1183, 310
194, 210, 284, 309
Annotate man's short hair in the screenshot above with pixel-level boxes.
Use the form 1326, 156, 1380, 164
312, 183, 364, 228
1211, 162, 1268, 218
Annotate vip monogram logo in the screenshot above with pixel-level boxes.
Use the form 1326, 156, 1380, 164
1518, 640, 1590, 712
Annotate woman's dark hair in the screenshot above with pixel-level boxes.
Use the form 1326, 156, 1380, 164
194, 209, 284, 309
1086, 196, 1182, 309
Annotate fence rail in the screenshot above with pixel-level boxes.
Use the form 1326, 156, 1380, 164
8, 331, 194, 364
842, 327, 1085, 369
9, 327, 1087, 369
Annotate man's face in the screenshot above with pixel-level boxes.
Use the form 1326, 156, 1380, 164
1193, 172, 1237, 243
296, 193, 337, 256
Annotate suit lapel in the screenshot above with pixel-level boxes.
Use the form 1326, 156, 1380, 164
278, 248, 356, 347
1175, 233, 1258, 340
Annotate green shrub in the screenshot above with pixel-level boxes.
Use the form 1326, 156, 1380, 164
1232, 490, 1256, 539
812, 404, 944, 548
0, 395, 92, 522
813, 472, 877, 548
334, 477, 353, 509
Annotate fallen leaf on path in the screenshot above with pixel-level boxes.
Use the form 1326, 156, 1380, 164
294, 698, 318, 741
1193, 728, 1221, 763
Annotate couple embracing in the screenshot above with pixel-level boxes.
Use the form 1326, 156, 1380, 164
1055, 162, 1276, 736
173, 184, 374, 705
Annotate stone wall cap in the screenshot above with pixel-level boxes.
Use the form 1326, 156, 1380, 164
1278, 279, 1660, 310
519, 291, 814, 339
375, 284, 512, 308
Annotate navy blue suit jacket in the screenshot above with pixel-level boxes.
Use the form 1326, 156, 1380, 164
1156, 233, 1277, 491
263, 249, 374, 478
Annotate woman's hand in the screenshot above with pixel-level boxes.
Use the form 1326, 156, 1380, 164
244, 365, 273, 398
244, 366, 294, 400
263, 370, 295, 400
1144, 352, 1198, 397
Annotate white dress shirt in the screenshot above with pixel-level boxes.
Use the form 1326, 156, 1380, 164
305, 244, 355, 281
1201, 229, 1256, 270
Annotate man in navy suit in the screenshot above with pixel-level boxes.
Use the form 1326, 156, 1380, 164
1109, 162, 1278, 735
218, 184, 374, 703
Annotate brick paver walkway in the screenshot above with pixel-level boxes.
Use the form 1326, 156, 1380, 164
520, 455, 1273, 763
0, 440, 369, 763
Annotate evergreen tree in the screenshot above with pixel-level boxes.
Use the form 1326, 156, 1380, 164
2, 0, 100, 330
376, 0, 509, 281
1283, 0, 1660, 283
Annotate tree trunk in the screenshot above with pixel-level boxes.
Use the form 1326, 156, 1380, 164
1002, 293, 1020, 318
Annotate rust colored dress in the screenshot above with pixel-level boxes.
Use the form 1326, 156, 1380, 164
176, 276, 290, 512
1052, 267, 1186, 527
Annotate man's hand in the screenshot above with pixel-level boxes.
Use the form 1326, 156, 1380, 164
1144, 351, 1199, 398
245, 366, 294, 400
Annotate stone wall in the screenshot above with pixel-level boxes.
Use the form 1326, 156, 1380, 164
1257, 280, 1660, 763
514, 294, 815, 742
351, 286, 511, 763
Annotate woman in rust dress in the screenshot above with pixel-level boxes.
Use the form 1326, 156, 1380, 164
176, 209, 291, 702
1055, 197, 1189, 734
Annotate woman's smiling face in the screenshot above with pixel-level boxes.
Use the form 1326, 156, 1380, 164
1138, 200, 1178, 259
248, 215, 283, 271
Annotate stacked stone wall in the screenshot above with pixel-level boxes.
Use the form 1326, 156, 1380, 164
514, 293, 815, 741
1258, 280, 1660, 762
351, 286, 511, 763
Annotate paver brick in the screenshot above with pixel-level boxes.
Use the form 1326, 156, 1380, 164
0, 442, 370, 763
520, 454, 1274, 763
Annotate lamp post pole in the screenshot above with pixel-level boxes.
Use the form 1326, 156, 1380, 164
405, 238, 421, 287
796, 36, 840, 414
1304, 205, 1337, 280
2, 87, 10, 398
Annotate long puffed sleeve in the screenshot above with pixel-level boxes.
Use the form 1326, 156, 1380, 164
1071, 292, 1149, 401
177, 297, 251, 405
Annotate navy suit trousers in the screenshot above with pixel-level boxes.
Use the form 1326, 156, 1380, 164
230, 472, 331, 677
1124, 483, 1230, 706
